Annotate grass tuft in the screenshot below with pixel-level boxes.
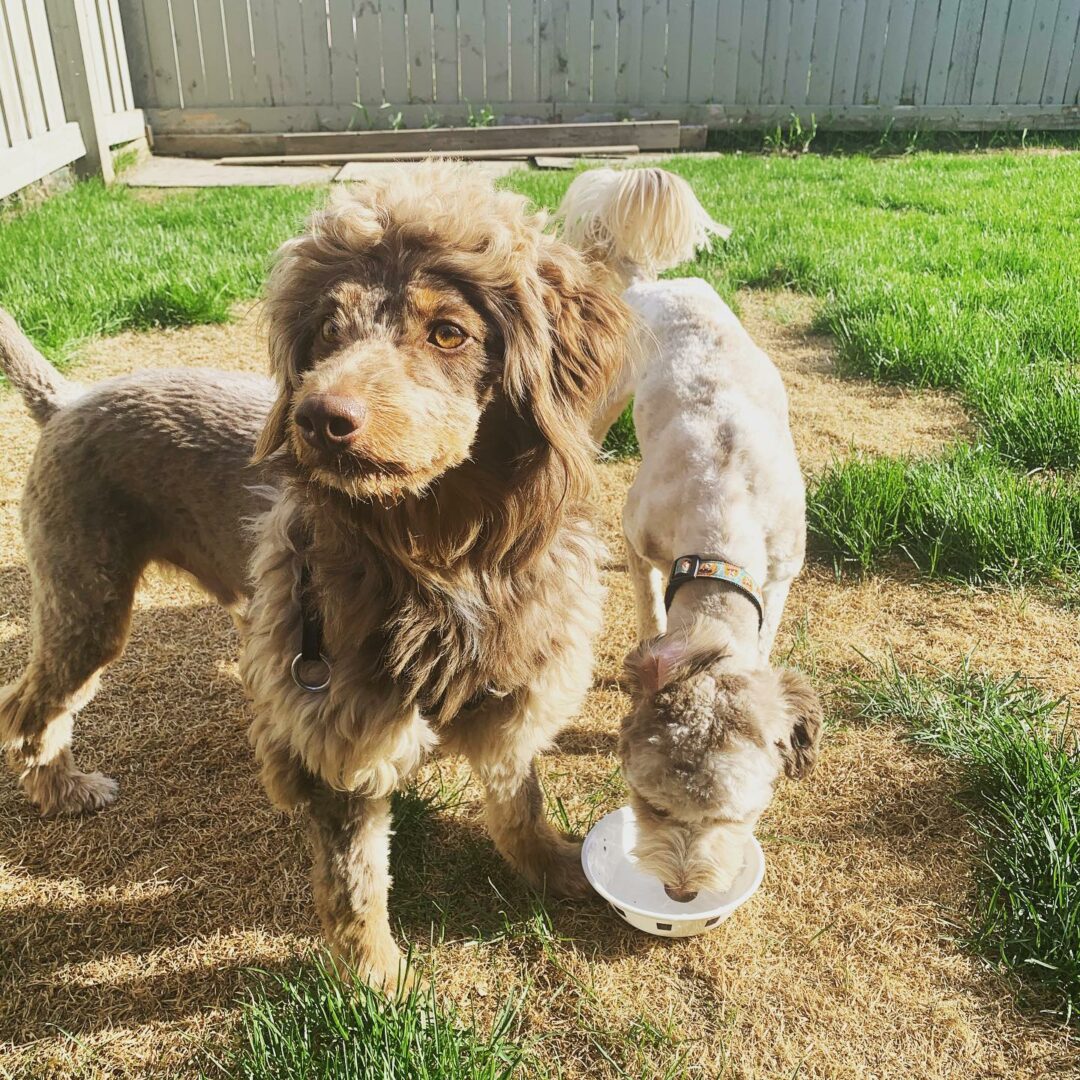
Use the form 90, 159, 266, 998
0, 180, 321, 365
212, 956, 529, 1080
807, 444, 1080, 583
850, 657, 1080, 1023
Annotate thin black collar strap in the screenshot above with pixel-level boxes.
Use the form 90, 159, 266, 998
663, 554, 765, 630
291, 559, 331, 692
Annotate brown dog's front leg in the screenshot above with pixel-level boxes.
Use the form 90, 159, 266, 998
305, 785, 409, 992
474, 757, 590, 899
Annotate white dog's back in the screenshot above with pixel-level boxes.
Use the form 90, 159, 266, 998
622, 278, 806, 631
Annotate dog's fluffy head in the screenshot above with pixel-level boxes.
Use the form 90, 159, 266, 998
620, 632, 823, 898
254, 162, 631, 515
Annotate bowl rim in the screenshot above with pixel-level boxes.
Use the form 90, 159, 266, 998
581, 806, 765, 922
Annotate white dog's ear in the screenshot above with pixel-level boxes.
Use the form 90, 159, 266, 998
777, 668, 824, 779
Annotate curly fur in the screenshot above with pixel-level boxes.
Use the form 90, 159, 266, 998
559, 167, 823, 899
240, 162, 633, 987
0, 307, 278, 814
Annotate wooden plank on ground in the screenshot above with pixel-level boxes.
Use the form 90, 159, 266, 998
222, 144, 641, 164
152, 131, 287, 155
281, 120, 679, 153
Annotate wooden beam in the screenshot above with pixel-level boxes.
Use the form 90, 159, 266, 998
0, 122, 85, 199
43, 0, 114, 181
220, 146, 642, 166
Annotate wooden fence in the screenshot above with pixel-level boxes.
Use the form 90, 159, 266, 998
120, 0, 1080, 135
0, 0, 144, 198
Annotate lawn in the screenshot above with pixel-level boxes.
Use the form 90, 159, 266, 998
1, 149, 1078, 1078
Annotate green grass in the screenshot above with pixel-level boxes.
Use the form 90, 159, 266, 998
808, 444, 1080, 583
211, 958, 529, 1080
0, 180, 321, 364
511, 152, 1080, 471
850, 657, 1080, 1024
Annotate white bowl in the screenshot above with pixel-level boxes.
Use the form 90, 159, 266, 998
581, 806, 765, 937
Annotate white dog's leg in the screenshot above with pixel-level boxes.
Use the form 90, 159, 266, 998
626, 541, 666, 641
759, 576, 794, 661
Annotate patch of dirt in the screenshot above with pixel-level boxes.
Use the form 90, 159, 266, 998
0, 296, 1075, 1078
736, 290, 971, 475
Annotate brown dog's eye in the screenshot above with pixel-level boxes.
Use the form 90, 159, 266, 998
430, 323, 467, 350
320, 318, 337, 343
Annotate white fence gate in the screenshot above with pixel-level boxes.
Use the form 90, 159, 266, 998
0, 0, 144, 198
120, 0, 1080, 134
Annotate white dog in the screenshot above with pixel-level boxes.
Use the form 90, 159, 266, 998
559, 168, 823, 901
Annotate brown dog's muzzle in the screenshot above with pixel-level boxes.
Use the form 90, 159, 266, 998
295, 393, 367, 453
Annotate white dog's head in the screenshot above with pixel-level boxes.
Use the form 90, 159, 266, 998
620, 634, 823, 900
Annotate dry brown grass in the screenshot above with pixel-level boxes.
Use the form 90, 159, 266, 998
1, 292, 1076, 1078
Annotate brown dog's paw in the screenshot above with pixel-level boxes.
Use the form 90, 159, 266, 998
521, 832, 591, 899
26, 768, 118, 817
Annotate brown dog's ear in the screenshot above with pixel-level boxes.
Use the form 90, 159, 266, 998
624, 635, 687, 696
251, 392, 292, 463
777, 668, 824, 779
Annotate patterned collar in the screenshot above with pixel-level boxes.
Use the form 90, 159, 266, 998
663, 554, 765, 629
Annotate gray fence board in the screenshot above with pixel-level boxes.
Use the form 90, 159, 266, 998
485, 0, 510, 101
877, 0, 917, 103
25, 0, 67, 127
761, 0, 793, 106
806, 0, 840, 103
591, 0, 618, 101
458, 0, 485, 102
5, 0, 48, 135
405, 0, 433, 102
99, 0, 1080, 135
784, 0, 818, 104
1043, 0, 1080, 102
1018, 0, 1060, 103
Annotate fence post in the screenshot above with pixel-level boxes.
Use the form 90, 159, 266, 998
43, 0, 115, 183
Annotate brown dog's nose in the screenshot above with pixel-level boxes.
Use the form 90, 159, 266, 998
294, 394, 365, 451
664, 884, 699, 903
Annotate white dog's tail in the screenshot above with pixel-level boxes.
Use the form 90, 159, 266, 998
556, 167, 730, 284
0, 307, 79, 425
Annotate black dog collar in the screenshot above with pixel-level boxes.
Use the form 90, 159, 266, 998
663, 554, 765, 630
